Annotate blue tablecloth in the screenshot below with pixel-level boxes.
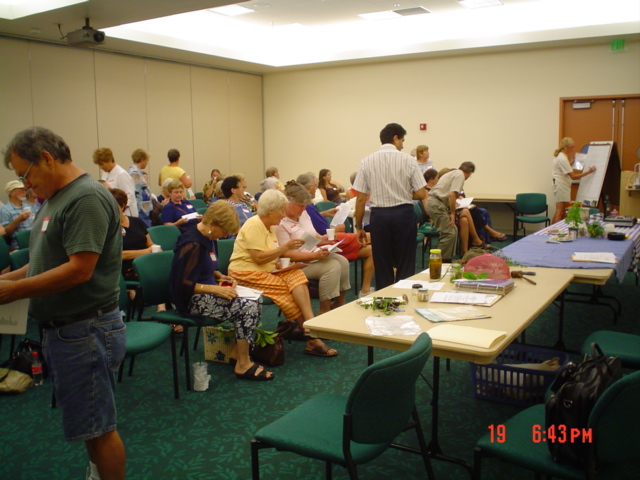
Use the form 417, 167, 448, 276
501, 234, 634, 283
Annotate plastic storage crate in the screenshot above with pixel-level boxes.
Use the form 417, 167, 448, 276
469, 344, 569, 407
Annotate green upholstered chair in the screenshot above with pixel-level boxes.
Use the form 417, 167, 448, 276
116, 275, 178, 398
9, 247, 29, 270
148, 225, 181, 252
189, 198, 207, 210
512, 193, 550, 241
251, 333, 435, 480
194, 191, 204, 200
0, 238, 10, 271
15, 229, 31, 249
315, 200, 337, 212
413, 200, 439, 268
473, 370, 640, 480
196, 206, 208, 215
582, 334, 640, 369
134, 251, 205, 397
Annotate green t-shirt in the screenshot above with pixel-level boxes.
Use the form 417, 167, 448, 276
27, 174, 122, 321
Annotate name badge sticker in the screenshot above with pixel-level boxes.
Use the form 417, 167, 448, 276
41, 216, 50, 232
210, 252, 217, 262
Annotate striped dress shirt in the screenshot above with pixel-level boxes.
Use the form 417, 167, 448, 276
353, 144, 426, 207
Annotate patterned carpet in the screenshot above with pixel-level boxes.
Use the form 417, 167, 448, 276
1, 238, 639, 480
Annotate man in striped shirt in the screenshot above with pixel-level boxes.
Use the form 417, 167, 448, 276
353, 123, 427, 289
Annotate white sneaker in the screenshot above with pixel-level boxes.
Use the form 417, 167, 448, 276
358, 289, 375, 298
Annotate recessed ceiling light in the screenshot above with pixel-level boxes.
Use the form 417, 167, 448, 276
207, 5, 255, 16
458, 0, 503, 8
358, 10, 402, 21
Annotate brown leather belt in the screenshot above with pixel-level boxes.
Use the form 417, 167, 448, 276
39, 302, 120, 329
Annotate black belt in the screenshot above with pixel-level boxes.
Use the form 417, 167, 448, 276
370, 204, 412, 211
39, 302, 120, 329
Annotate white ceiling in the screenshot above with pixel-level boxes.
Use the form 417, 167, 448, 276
1, 0, 638, 73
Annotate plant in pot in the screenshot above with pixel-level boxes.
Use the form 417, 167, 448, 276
565, 202, 583, 229
587, 221, 605, 238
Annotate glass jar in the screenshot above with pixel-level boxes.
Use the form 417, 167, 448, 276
429, 249, 442, 280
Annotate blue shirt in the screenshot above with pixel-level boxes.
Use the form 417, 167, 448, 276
0, 201, 34, 250
162, 200, 197, 232
305, 204, 330, 235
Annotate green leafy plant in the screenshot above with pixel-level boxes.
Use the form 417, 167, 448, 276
565, 201, 583, 229
587, 221, 604, 238
449, 264, 488, 283
254, 324, 278, 348
359, 297, 400, 315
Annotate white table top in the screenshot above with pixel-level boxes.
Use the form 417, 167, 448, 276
305, 267, 575, 365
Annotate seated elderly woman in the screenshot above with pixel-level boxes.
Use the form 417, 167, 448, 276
169, 201, 272, 381
274, 182, 350, 315
220, 176, 254, 227
228, 189, 338, 357
162, 179, 201, 233
109, 188, 155, 280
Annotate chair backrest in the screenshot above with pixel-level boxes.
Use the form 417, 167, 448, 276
9, 248, 29, 270
133, 250, 174, 306
515, 193, 547, 215
315, 201, 336, 212
147, 225, 181, 252
189, 198, 207, 210
345, 333, 432, 444
15, 229, 31, 249
412, 200, 425, 225
0, 238, 10, 271
217, 238, 235, 275
196, 207, 208, 215
590, 370, 640, 464
194, 191, 204, 200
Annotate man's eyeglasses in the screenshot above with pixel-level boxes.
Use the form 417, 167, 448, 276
17, 162, 34, 184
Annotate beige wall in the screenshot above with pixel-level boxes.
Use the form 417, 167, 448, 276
0, 37, 264, 201
263, 40, 640, 229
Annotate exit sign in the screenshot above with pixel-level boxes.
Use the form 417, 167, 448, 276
611, 39, 625, 52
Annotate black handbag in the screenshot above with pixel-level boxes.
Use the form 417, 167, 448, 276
251, 322, 294, 367
544, 343, 622, 467
1, 338, 47, 379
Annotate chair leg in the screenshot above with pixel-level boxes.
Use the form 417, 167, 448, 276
473, 446, 483, 480
412, 406, 435, 480
251, 440, 262, 480
183, 327, 192, 391
346, 460, 358, 480
325, 461, 333, 480
118, 361, 125, 382
193, 325, 201, 351
128, 355, 136, 376
170, 330, 180, 400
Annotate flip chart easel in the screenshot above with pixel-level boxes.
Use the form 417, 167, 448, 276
575, 141, 620, 207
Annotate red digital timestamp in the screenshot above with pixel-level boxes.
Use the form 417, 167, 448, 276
487, 424, 593, 444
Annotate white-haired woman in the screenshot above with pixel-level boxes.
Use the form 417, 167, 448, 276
552, 137, 596, 223
229, 189, 338, 357
275, 182, 350, 316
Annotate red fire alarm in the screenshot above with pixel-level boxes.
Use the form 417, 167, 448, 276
420, 123, 427, 131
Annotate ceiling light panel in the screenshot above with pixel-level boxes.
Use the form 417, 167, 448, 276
458, 0, 503, 8
358, 10, 402, 20
208, 4, 255, 16
0, 0, 88, 20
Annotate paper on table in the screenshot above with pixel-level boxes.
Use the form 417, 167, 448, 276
330, 203, 351, 227
393, 279, 445, 291
430, 291, 501, 306
456, 197, 474, 210
571, 252, 617, 264
0, 298, 29, 335
427, 324, 506, 349
364, 315, 423, 336
415, 306, 491, 322
301, 232, 321, 251
234, 285, 263, 300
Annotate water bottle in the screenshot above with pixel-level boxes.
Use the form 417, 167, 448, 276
31, 351, 43, 386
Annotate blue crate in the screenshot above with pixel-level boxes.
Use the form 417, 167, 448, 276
469, 344, 569, 407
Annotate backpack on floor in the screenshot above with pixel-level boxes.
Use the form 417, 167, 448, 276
544, 343, 622, 467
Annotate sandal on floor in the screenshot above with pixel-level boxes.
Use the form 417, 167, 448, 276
304, 343, 338, 357
235, 363, 274, 381
490, 233, 507, 241
170, 324, 184, 333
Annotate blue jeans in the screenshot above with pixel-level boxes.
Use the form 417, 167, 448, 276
42, 308, 126, 442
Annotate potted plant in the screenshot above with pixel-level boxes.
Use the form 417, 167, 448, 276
587, 221, 604, 238
565, 202, 582, 239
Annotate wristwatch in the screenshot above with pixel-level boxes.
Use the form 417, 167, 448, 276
355, 225, 364, 229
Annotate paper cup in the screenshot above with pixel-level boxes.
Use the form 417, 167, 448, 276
280, 257, 291, 268
22, 206, 31, 214
151, 244, 162, 253
193, 362, 209, 392
326, 228, 336, 241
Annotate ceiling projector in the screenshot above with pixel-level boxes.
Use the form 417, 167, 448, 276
66, 26, 106, 47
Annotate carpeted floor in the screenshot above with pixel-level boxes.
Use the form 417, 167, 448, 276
1, 238, 638, 480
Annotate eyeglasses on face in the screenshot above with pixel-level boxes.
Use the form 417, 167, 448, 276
17, 162, 34, 184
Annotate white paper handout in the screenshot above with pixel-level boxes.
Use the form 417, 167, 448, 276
181, 212, 199, 220
456, 197, 474, 210
301, 232, 321, 251
571, 252, 617, 264
392, 279, 445, 291
430, 291, 501, 306
234, 285, 263, 300
0, 298, 29, 335
427, 324, 507, 349
364, 315, 423, 336
330, 203, 351, 227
